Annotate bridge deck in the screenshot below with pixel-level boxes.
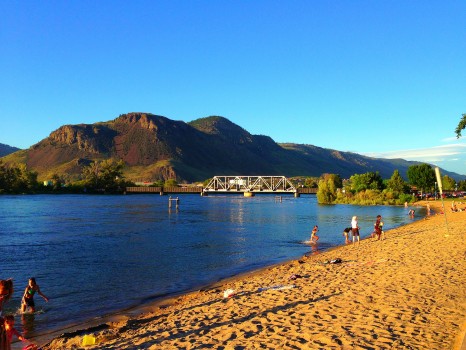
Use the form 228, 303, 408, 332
125, 186, 317, 194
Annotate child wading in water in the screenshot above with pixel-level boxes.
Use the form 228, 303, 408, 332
342, 227, 352, 244
310, 225, 319, 243
21, 278, 49, 313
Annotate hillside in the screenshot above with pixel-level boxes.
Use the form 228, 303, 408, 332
0, 143, 20, 157
2, 112, 464, 182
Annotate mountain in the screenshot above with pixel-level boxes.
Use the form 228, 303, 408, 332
2, 112, 464, 182
0, 143, 20, 157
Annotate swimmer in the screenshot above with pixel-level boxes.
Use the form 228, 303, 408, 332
310, 225, 319, 243
21, 278, 48, 314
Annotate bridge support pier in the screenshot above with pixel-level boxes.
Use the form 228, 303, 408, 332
294, 192, 300, 198
169, 196, 179, 209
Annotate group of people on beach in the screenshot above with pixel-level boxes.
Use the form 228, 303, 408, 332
344, 215, 384, 246
310, 215, 385, 248
0, 278, 48, 349
450, 200, 466, 212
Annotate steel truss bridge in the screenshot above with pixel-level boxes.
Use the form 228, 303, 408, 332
203, 176, 297, 195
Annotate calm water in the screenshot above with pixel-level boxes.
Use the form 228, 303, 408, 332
0, 194, 424, 338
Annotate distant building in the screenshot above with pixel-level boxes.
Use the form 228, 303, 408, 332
134, 181, 153, 186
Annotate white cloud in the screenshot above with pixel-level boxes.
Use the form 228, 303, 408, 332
364, 143, 466, 162
443, 137, 460, 142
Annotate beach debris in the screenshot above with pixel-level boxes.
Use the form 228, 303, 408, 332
82, 334, 96, 346
289, 274, 302, 280
321, 258, 343, 265
258, 284, 296, 292
223, 289, 236, 298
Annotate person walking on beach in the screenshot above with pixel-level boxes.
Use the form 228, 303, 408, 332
310, 225, 319, 243
351, 216, 360, 246
21, 278, 49, 314
374, 215, 382, 240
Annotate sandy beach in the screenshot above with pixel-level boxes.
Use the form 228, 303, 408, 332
39, 200, 465, 350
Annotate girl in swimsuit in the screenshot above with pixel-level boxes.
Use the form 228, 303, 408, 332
310, 225, 319, 243
21, 278, 49, 313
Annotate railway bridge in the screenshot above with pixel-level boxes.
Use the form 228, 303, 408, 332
125, 176, 317, 196
203, 176, 299, 197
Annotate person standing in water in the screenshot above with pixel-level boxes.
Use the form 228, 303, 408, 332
310, 225, 319, 243
21, 278, 49, 313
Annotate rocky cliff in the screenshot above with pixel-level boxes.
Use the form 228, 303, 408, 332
2, 112, 464, 182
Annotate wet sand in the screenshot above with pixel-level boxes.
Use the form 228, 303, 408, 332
40, 200, 466, 349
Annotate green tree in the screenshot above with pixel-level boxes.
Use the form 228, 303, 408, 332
324, 173, 342, 188
20, 166, 38, 191
441, 175, 456, 191
51, 173, 63, 190
407, 164, 435, 194
99, 159, 125, 191
350, 171, 384, 192
304, 177, 319, 188
386, 170, 408, 194
0, 161, 38, 193
457, 180, 466, 191
82, 159, 126, 192
82, 161, 101, 189
455, 113, 466, 138
164, 179, 178, 187
151, 180, 164, 187
317, 174, 341, 204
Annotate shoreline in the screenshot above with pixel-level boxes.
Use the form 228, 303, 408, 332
33, 201, 466, 349
24, 229, 347, 346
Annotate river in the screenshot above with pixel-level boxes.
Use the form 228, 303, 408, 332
0, 193, 424, 339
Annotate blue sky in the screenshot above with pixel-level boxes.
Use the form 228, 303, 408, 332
1, 1, 465, 175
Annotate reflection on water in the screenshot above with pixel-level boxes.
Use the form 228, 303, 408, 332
21, 313, 36, 338
0, 194, 424, 338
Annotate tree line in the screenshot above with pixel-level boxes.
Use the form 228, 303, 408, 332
1, 158, 465, 201
316, 164, 466, 205
313, 113, 466, 205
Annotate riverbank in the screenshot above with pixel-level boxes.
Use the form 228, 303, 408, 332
40, 200, 465, 349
